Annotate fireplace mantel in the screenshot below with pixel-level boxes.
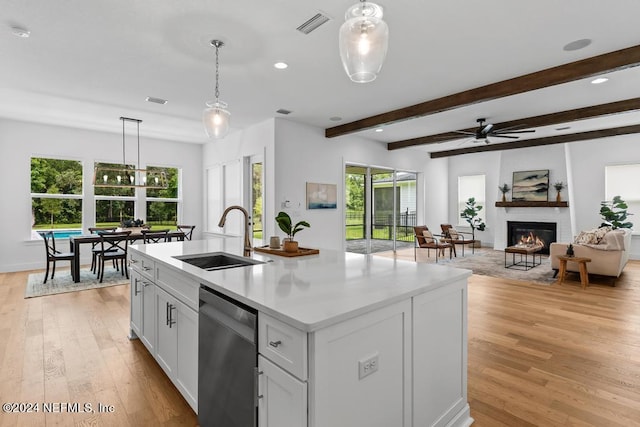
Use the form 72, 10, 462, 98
495, 201, 568, 208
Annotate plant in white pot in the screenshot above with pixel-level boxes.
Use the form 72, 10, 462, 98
276, 211, 310, 252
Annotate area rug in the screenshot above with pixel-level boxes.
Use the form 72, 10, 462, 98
378, 247, 557, 285
25, 268, 129, 298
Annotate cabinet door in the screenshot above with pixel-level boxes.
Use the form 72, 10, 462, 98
259, 355, 307, 427
140, 277, 156, 353
155, 286, 177, 377
130, 270, 143, 338
175, 299, 198, 412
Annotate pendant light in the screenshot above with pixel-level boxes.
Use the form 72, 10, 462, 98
339, 0, 389, 83
203, 40, 231, 139
93, 117, 168, 189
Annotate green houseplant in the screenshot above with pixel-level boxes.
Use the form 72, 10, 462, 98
600, 195, 633, 229
276, 211, 310, 252
460, 197, 486, 242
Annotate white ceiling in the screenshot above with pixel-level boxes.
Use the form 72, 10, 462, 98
3, 0, 640, 154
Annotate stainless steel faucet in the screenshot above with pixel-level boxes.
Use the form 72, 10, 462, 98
218, 205, 252, 256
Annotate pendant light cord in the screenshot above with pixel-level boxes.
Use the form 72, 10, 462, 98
214, 41, 221, 102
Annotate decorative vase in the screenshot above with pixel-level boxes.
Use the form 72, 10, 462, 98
556, 191, 561, 202
283, 240, 298, 253
501, 193, 506, 202
566, 244, 574, 257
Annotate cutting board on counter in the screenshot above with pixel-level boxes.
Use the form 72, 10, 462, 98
254, 246, 320, 257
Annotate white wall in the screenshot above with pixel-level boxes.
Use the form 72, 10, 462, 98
0, 118, 203, 272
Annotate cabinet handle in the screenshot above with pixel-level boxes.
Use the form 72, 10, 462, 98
166, 302, 170, 326
133, 278, 140, 296
254, 368, 264, 407
269, 340, 282, 348
143, 266, 151, 271
130, 259, 138, 264
142, 280, 151, 287
168, 304, 176, 328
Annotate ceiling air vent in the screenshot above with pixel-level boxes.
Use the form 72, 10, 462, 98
146, 96, 168, 105
276, 109, 292, 115
296, 12, 330, 35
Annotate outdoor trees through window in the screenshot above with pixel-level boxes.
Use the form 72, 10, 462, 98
31, 157, 83, 234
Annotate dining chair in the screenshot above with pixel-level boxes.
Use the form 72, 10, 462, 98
141, 229, 169, 243
39, 231, 76, 283
88, 226, 117, 273
176, 224, 195, 241
96, 230, 131, 283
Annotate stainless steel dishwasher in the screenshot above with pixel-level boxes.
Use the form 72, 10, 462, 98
198, 285, 258, 427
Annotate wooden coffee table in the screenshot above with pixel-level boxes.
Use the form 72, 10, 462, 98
504, 245, 542, 270
556, 255, 592, 289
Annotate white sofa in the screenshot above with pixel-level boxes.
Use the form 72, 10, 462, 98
550, 228, 632, 281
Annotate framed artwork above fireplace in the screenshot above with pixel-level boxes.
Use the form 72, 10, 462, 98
512, 169, 549, 202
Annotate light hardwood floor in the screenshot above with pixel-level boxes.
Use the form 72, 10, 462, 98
1, 258, 639, 426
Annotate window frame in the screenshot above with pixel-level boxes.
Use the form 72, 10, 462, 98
457, 174, 486, 228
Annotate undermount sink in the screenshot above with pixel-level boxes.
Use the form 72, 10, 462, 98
174, 252, 265, 271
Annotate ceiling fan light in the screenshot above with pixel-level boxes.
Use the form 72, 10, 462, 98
203, 100, 231, 139
339, 2, 388, 83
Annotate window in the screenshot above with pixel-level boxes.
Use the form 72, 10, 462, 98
458, 175, 485, 227
31, 157, 83, 237
146, 166, 179, 230
94, 162, 136, 227
605, 164, 640, 228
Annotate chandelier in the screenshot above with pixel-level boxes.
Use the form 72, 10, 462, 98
203, 40, 231, 138
339, 0, 389, 83
93, 117, 168, 189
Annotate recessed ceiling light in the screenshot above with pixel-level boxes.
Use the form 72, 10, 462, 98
374, 128, 383, 133
563, 38, 592, 51
274, 62, 288, 70
11, 25, 30, 38
146, 96, 168, 105
329, 116, 342, 122
590, 77, 609, 84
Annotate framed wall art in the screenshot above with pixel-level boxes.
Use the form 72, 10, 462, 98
512, 169, 549, 201
306, 182, 337, 209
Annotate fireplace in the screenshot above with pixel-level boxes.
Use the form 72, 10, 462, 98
507, 221, 557, 255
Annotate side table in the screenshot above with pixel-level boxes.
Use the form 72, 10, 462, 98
557, 255, 592, 289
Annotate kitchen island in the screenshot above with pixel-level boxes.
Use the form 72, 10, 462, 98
129, 237, 473, 427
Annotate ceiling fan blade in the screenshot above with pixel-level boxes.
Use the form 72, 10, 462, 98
493, 129, 535, 134
492, 134, 520, 139
453, 130, 476, 135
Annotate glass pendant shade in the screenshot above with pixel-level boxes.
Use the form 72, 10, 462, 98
339, 1, 389, 83
203, 100, 231, 139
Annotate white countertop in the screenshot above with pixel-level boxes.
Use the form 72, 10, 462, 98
131, 238, 471, 332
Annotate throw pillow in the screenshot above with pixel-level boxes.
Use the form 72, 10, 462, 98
574, 226, 613, 245
422, 230, 435, 243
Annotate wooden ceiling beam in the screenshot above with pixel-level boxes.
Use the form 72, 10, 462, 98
429, 124, 640, 158
325, 44, 640, 138
387, 98, 640, 150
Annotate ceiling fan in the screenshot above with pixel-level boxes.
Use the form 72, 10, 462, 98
457, 118, 535, 144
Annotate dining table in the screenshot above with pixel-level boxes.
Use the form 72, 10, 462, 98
68, 229, 185, 283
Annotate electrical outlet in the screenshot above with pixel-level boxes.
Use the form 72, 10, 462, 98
358, 353, 379, 379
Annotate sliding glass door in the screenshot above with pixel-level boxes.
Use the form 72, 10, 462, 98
345, 164, 417, 254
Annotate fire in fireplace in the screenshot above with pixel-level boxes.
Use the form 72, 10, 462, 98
507, 221, 557, 255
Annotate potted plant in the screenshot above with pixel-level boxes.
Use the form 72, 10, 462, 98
600, 195, 633, 229
498, 183, 510, 202
553, 181, 565, 202
460, 197, 486, 242
276, 211, 310, 252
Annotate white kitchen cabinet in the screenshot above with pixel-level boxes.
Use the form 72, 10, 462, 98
130, 270, 143, 338
140, 276, 156, 353
258, 355, 307, 427
154, 284, 198, 411
130, 254, 198, 413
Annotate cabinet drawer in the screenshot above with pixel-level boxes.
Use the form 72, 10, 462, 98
155, 265, 199, 311
130, 251, 155, 280
259, 313, 307, 380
